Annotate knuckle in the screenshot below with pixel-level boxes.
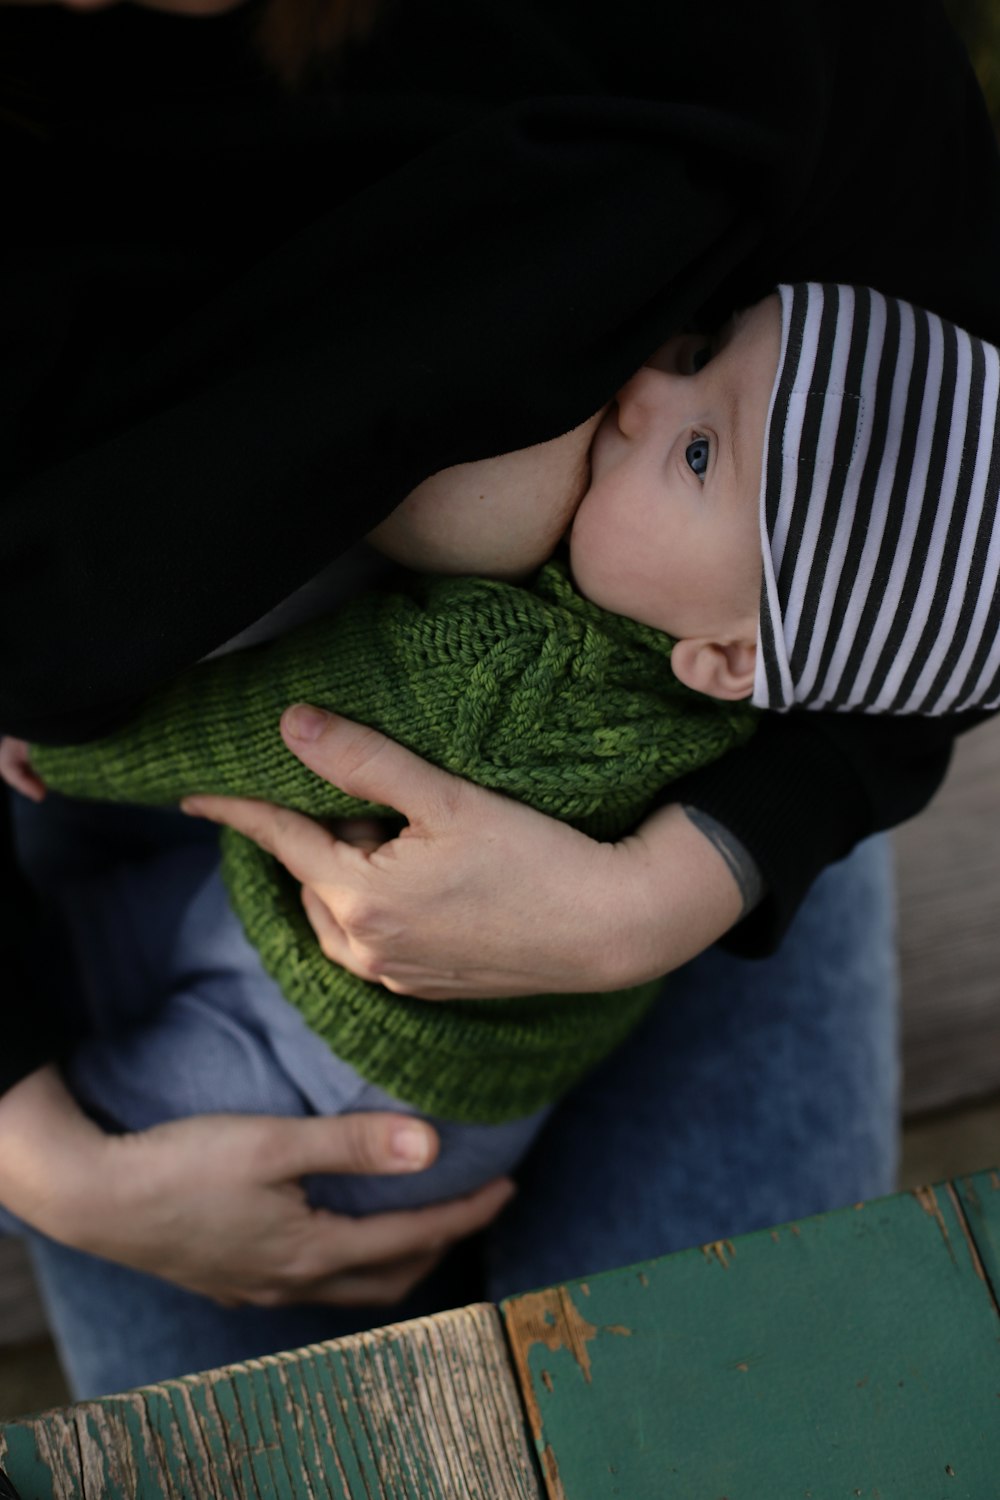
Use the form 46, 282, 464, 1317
351, 944, 387, 983
332, 724, 391, 797
340, 1111, 389, 1173
318, 930, 341, 963
340, 893, 380, 936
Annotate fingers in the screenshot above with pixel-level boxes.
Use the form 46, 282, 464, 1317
299, 1250, 444, 1308
180, 795, 354, 890
299, 884, 362, 972
224, 1178, 516, 1310
263, 1111, 441, 1179
0, 737, 46, 802
230, 1250, 446, 1311
329, 1177, 517, 1273
279, 705, 466, 829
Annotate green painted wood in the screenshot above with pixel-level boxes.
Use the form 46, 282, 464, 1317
954, 1167, 1000, 1299
0, 1304, 542, 1499
503, 1179, 1000, 1498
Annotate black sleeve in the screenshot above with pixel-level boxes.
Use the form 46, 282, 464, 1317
666, 710, 991, 956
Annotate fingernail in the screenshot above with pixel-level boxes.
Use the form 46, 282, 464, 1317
284, 704, 329, 742
391, 1125, 432, 1168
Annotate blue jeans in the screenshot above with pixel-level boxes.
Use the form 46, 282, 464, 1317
2, 790, 899, 1398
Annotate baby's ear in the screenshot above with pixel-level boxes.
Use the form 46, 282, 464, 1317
670, 638, 756, 701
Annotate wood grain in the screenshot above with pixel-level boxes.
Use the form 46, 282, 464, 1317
0, 1303, 542, 1500
895, 715, 1000, 1115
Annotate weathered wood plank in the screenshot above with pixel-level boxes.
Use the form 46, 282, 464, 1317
0, 1303, 542, 1500
503, 1180, 1000, 1498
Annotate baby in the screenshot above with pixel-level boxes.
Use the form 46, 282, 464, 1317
376, 280, 1000, 717
3, 282, 998, 1217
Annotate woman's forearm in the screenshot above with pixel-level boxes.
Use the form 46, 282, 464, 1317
0, 1065, 109, 1241
597, 802, 761, 990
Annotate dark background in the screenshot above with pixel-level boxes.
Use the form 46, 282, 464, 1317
947, 0, 1000, 131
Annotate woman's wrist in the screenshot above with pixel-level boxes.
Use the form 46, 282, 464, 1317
0, 1064, 111, 1243
600, 802, 755, 989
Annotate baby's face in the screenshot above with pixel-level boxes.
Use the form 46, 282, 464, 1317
569, 294, 781, 647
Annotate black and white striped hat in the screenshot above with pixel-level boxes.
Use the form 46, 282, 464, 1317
753, 283, 1000, 715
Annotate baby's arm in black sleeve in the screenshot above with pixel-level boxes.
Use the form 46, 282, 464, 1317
668, 708, 986, 956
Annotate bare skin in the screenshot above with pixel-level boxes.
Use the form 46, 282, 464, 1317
0, 1066, 514, 1308
368, 411, 606, 580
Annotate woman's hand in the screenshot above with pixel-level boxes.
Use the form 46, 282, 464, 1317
0, 1066, 514, 1308
181, 705, 748, 999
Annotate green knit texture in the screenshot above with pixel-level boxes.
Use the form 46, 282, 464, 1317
32, 561, 757, 1122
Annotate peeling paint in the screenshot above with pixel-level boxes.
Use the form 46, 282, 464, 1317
542, 1442, 567, 1500
701, 1240, 736, 1269
637, 1272, 649, 1288
789, 1223, 801, 1238
503, 1277, 637, 1474
504, 1285, 601, 1443
579, 1283, 590, 1298
913, 1185, 957, 1264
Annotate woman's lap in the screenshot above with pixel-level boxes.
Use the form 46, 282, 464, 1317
4, 791, 898, 1397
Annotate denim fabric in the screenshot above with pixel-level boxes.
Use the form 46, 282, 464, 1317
1, 789, 898, 1398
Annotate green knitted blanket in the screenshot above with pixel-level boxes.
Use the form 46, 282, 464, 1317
32, 561, 757, 1123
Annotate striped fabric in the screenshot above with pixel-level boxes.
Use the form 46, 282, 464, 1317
753, 283, 1000, 715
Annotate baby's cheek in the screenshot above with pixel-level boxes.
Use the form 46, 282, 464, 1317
567, 494, 628, 613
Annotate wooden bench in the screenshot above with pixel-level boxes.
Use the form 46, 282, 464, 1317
4, 1169, 1000, 1496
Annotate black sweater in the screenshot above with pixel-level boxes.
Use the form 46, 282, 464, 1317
2, 0, 998, 1090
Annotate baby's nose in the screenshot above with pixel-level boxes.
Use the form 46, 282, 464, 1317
614, 363, 677, 437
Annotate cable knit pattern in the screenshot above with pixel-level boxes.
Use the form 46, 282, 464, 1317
32, 562, 757, 1121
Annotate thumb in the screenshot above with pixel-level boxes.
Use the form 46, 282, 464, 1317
281, 705, 466, 829
266, 1111, 440, 1180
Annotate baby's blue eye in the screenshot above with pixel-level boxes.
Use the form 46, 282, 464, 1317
685, 436, 710, 478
